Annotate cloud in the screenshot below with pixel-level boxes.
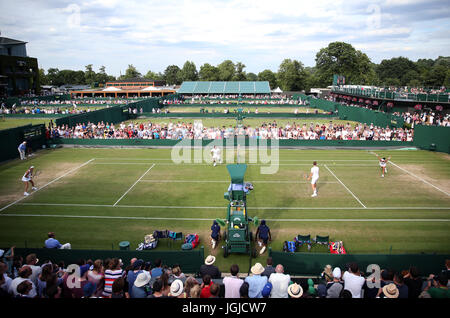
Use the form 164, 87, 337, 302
0, 0, 449, 76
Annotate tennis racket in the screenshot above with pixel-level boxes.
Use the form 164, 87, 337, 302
33, 169, 41, 179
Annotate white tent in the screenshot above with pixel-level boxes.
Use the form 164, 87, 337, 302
272, 87, 283, 93
102, 87, 121, 92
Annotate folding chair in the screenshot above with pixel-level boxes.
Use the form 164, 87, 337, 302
313, 235, 330, 252
294, 234, 312, 251
168, 231, 183, 248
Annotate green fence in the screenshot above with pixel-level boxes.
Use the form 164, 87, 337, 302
0, 124, 46, 162
413, 125, 450, 153
53, 138, 412, 148
8, 247, 205, 275
269, 250, 450, 276
55, 106, 129, 128
140, 113, 335, 119
336, 105, 405, 128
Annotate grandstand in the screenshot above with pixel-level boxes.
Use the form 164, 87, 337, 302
177, 81, 271, 95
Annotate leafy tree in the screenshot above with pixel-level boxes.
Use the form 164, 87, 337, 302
376, 57, 417, 86
232, 62, 246, 81
258, 69, 277, 89
245, 72, 258, 81
199, 63, 219, 81
217, 60, 235, 81
144, 70, 164, 81
39, 69, 49, 85
163, 65, 181, 85
120, 64, 142, 80
179, 61, 198, 82
276, 59, 308, 91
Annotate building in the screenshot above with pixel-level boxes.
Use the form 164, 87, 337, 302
70, 77, 176, 98
0, 36, 40, 97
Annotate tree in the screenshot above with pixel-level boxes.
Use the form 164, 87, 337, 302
276, 59, 308, 91
163, 65, 181, 85
120, 64, 142, 80
199, 63, 219, 81
258, 69, 277, 89
217, 60, 235, 81
84, 64, 96, 86
376, 57, 417, 86
179, 61, 198, 82
39, 69, 49, 85
232, 62, 246, 81
144, 70, 164, 81
315, 41, 376, 86
245, 72, 258, 81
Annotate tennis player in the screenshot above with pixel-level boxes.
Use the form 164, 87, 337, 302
211, 145, 222, 167
375, 153, 391, 178
307, 161, 319, 197
22, 166, 37, 196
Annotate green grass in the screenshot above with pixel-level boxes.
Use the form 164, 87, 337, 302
0, 118, 54, 130
163, 106, 326, 113
0, 147, 449, 272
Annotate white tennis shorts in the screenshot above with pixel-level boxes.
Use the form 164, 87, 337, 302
22, 177, 31, 182
311, 177, 319, 185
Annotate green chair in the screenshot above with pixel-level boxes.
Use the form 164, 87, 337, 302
168, 232, 183, 248
313, 235, 330, 252
294, 234, 311, 251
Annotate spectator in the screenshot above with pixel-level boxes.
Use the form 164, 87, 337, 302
168, 265, 186, 284
16, 280, 33, 298
287, 283, 303, 298
422, 273, 450, 298
200, 255, 221, 279
376, 268, 395, 297
36, 264, 54, 297
87, 259, 104, 297
326, 267, 344, 298
23, 254, 41, 286
130, 272, 151, 298
393, 272, 408, 299
127, 259, 143, 295
111, 277, 128, 298
379, 283, 399, 298
82, 282, 97, 298
268, 264, 291, 298
200, 274, 213, 298
262, 257, 276, 278
184, 276, 199, 298
102, 258, 124, 298
67, 264, 90, 298
239, 282, 249, 298
209, 283, 220, 298
44, 274, 62, 299
223, 264, 243, 298
340, 289, 353, 298
150, 258, 163, 279
245, 263, 268, 298
160, 272, 170, 296
0, 246, 15, 276
45, 232, 71, 249
189, 284, 202, 298
169, 279, 186, 298
9, 266, 37, 297
342, 262, 365, 298
403, 266, 423, 298
148, 279, 168, 298
0, 273, 11, 298
0, 261, 12, 295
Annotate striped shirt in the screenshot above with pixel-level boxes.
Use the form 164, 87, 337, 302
102, 269, 123, 297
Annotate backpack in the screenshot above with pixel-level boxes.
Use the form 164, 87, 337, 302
136, 234, 158, 250
283, 241, 297, 253
184, 234, 199, 249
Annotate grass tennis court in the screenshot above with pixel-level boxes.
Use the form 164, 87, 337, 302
0, 147, 449, 272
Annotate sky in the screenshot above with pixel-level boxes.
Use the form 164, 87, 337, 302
1, 0, 450, 77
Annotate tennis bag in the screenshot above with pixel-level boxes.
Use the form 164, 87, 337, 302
283, 241, 297, 253
136, 234, 158, 250
182, 234, 200, 250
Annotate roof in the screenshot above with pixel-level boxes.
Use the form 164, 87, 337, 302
0, 37, 27, 46
108, 77, 162, 83
178, 81, 271, 94
227, 164, 247, 184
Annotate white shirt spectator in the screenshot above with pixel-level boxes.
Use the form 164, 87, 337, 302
268, 272, 291, 298
342, 271, 365, 298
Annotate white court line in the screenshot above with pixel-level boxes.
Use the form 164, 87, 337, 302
389, 161, 450, 197
138, 180, 339, 184
324, 164, 367, 208
0, 158, 95, 213
1, 213, 449, 222
91, 162, 376, 166
113, 163, 156, 206
17, 202, 450, 210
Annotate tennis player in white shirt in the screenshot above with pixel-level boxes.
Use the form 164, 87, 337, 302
308, 161, 319, 197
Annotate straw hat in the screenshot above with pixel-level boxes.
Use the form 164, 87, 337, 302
134, 272, 151, 288
205, 255, 216, 266
288, 283, 303, 298
169, 279, 184, 297
382, 283, 399, 298
250, 263, 265, 275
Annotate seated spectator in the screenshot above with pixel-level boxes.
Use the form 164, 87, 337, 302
262, 257, 275, 278
87, 259, 104, 297
200, 274, 213, 298
127, 259, 143, 295
160, 272, 170, 296
131, 272, 151, 298
379, 283, 399, 298
9, 266, 37, 298
111, 277, 128, 298
287, 283, 303, 298
268, 264, 291, 298
245, 263, 268, 298
150, 259, 163, 279
36, 264, 54, 297
422, 273, 450, 298
16, 280, 34, 298
393, 272, 408, 298
102, 258, 124, 298
168, 279, 186, 298
223, 264, 243, 298
189, 284, 201, 298
23, 254, 41, 286
239, 282, 249, 298
326, 267, 344, 298
184, 276, 199, 298
168, 265, 186, 284
45, 232, 71, 249
209, 282, 220, 298
403, 266, 423, 298
376, 268, 395, 297
147, 279, 168, 298
342, 262, 365, 298
200, 255, 221, 279
82, 282, 97, 298
0, 261, 12, 295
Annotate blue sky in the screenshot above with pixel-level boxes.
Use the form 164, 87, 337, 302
1, 0, 449, 77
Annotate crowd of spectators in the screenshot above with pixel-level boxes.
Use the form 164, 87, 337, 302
50, 120, 413, 141
1, 248, 448, 299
